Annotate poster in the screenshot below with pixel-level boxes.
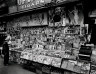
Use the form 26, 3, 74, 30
28, 12, 48, 26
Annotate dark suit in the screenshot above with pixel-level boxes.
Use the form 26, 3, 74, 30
3, 41, 9, 65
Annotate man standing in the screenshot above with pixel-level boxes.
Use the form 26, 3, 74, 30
3, 34, 11, 66
3, 40, 9, 66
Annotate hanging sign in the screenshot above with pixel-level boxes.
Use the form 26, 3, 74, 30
17, 0, 52, 11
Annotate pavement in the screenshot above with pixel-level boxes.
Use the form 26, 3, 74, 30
0, 56, 36, 74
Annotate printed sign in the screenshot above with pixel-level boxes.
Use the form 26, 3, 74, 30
17, 0, 51, 11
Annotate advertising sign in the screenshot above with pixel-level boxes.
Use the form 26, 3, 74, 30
28, 12, 48, 26
17, 0, 52, 11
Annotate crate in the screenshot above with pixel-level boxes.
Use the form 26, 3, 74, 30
42, 65, 51, 74
36, 69, 42, 74
51, 67, 63, 74
64, 71, 71, 74
42, 72, 50, 74
33, 62, 42, 70
30, 66, 36, 72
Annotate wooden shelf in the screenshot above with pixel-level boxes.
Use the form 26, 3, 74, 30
21, 25, 48, 28
21, 58, 81, 74
0, 32, 7, 34
79, 54, 90, 57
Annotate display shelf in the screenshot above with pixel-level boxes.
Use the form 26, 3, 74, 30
0, 0, 80, 19
9, 46, 91, 74
65, 33, 80, 35
21, 25, 48, 28
79, 54, 91, 57
9, 49, 23, 53
9, 48, 91, 74
0, 32, 7, 34
48, 24, 80, 28
20, 58, 82, 74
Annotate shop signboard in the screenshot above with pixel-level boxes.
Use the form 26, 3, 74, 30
17, 0, 52, 11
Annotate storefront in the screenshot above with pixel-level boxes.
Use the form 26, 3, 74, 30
0, 0, 95, 74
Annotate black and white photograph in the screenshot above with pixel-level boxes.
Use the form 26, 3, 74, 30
0, 0, 96, 74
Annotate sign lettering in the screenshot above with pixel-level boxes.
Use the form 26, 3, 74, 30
18, 0, 44, 5
17, 0, 51, 11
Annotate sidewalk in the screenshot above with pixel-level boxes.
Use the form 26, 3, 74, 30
0, 56, 36, 74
